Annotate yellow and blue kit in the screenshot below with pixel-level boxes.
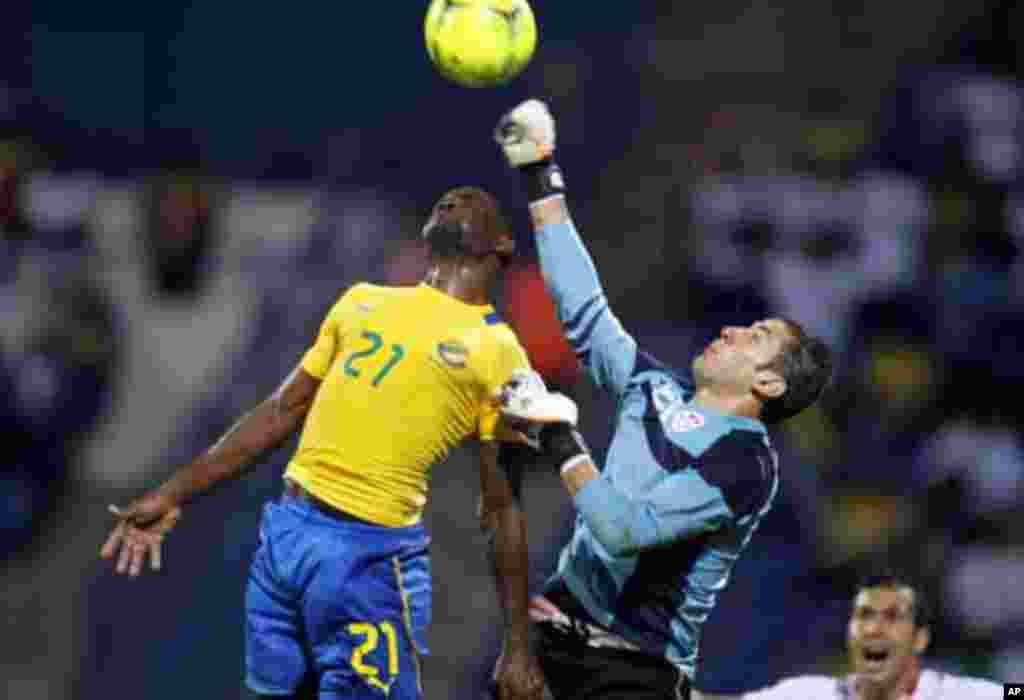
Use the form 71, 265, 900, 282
246, 282, 530, 699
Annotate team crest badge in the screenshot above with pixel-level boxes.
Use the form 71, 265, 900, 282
670, 410, 705, 433
437, 340, 469, 368
652, 382, 681, 412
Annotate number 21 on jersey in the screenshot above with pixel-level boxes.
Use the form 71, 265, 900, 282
343, 330, 406, 387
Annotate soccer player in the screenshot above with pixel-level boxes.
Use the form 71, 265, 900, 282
99, 187, 546, 700
493, 100, 833, 700
693, 571, 1004, 699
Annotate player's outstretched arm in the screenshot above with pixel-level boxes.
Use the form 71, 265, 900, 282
496, 100, 638, 398
478, 441, 546, 700
100, 365, 320, 576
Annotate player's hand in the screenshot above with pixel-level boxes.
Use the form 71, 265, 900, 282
100, 492, 181, 577
492, 645, 547, 700
495, 99, 556, 168
499, 369, 578, 427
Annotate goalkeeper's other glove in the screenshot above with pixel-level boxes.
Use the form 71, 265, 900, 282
537, 422, 590, 473
500, 369, 577, 426
495, 99, 566, 203
499, 369, 590, 470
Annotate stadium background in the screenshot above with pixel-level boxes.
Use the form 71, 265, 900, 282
2, 0, 1023, 697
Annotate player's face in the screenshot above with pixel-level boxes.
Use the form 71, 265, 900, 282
847, 587, 929, 689
692, 319, 791, 396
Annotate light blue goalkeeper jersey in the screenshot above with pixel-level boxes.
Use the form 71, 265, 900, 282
535, 218, 779, 679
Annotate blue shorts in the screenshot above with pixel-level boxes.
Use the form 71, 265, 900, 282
245, 493, 431, 698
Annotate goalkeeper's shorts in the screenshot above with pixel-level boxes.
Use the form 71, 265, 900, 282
245, 487, 431, 699
531, 585, 691, 700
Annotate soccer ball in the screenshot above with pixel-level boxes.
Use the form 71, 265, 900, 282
424, 0, 537, 88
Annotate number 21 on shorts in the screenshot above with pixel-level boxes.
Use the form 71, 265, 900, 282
348, 621, 400, 691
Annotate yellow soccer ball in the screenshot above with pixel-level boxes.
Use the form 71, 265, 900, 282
424, 0, 537, 88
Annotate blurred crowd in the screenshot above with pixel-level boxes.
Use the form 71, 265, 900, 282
0, 142, 122, 563
2, 1, 1023, 698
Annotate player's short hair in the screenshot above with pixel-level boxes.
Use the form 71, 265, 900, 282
441, 186, 514, 258
472, 186, 512, 240
759, 319, 832, 424
854, 569, 934, 629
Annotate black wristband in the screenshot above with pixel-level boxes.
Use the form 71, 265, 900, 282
519, 160, 566, 203
538, 422, 589, 470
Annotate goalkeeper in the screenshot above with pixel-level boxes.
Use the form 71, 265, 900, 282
494, 100, 832, 700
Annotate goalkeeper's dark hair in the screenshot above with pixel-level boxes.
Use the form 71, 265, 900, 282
759, 319, 832, 424
854, 568, 934, 629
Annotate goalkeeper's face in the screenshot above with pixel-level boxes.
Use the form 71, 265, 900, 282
847, 586, 929, 689
422, 187, 514, 259
692, 319, 790, 401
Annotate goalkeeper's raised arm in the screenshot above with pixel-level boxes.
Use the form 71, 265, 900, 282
496, 100, 638, 398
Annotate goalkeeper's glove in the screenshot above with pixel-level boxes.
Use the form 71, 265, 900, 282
500, 369, 577, 426
495, 99, 566, 203
499, 370, 590, 470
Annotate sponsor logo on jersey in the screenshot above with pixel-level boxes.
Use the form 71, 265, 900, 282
670, 409, 705, 433
651, 380, 705, 433
437, 340, 469, 368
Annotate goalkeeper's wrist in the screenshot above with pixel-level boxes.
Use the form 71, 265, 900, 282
519, 160, 566, 204
559, 454, 592, 476
538, 422, 588, 472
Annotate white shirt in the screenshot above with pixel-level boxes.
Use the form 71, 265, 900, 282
738, 670, 1003, 699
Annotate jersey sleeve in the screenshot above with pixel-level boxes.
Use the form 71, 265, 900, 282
572, 431, 774, 556
948, 676, 1006, 698
535, 219, 638, 397
572, 467, 734, 557
300, 286, 360, 379
476, 326, 532, 442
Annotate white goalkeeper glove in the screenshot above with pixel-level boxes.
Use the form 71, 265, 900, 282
494, 99, 556, 168
499, 370, 590, 470
499, 369, 578, 427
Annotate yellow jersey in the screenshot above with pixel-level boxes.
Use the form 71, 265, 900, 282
284, 282, 531, 527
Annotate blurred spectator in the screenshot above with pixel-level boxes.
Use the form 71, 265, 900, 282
944, 544, 1024, 648
0, 161, 123, 563
0, 140, 37, 284
829, 292, 944, 488
143, 175, 216, 301
916, 414, 1024, 522
2, 267, 121, 558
